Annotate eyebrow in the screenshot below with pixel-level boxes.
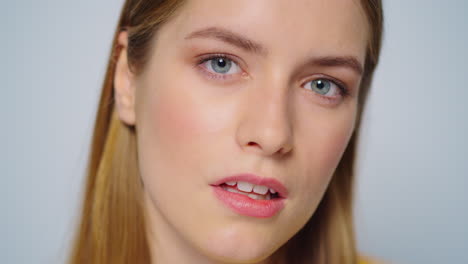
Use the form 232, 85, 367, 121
305, 56, 364, 75
185, 26, 267, 55
185, 26, 363, 75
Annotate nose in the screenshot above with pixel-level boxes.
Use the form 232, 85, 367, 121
236, 80, 294, 157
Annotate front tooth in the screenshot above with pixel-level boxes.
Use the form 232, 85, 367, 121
225, 181, 236, 186
237, 181, 254, 192
269, 188, 277, 194
248, 193, 263, 200
253, 185, 269, 195
226, 187, 242, 194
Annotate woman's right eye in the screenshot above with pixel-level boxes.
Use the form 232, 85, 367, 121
200, 56, 242, 76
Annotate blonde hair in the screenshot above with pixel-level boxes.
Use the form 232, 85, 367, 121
68, 0, 383, 263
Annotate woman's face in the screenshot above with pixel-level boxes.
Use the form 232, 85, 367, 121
117, 0, 368, 262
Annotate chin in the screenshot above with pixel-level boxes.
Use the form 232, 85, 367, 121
199, 227, 280, 264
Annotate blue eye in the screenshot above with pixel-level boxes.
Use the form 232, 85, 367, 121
211, 58, 232, 73
202, 56, 241, 75
304, 79, 342, 97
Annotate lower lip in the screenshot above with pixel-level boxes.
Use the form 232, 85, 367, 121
212, 186, 285, 218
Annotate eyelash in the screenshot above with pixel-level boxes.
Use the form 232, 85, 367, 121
196, 54, 350, 102
196, 54, 243, 81
302, 76, 350, 104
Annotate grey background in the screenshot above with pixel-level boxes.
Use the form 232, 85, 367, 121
2, 1, 467, 263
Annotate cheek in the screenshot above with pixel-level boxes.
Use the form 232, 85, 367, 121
152, 93, 202, 141
139, 75, 216, 152
136, 80, 205, 184
315, 117, 354, 173
134, 67, 237, 194
296, 105, 356, 200
133, 71, 229, 233
142, 75, 234, 143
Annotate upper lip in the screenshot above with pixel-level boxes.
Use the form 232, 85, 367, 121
211, 173, 288, 198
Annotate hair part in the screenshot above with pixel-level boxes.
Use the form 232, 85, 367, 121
68, 1, 383, 263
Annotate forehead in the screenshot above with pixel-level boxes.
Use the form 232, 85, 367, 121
169, 0, 368, 61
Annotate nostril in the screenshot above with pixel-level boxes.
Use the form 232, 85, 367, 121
247, 142, 258, 147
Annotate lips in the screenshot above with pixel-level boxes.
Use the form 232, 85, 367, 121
210, 173, 288, 218
211, 174, 288, 198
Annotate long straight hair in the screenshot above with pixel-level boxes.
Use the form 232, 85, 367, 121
68, 1, 383, 263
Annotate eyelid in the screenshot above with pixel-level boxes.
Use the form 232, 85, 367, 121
195, 53, 247, 81
301, 75, 350, 97
300, 75, 351, 106
196, 53, 247, 70
194, 53, 352, 102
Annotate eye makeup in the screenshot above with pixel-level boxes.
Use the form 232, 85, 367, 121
192, 51, 355, 106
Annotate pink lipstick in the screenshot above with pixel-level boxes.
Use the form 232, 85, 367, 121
211, 173, 287, 218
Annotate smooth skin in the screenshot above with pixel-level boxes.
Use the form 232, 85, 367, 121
114, 0, 368, 263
